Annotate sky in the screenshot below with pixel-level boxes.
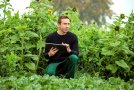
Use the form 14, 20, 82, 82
111, 0, 134, 16
9, 0, 31, 15
105, 0, 134, 23
1, 0, 134, 23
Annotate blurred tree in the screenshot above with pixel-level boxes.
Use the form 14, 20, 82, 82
39, 0, 114, 26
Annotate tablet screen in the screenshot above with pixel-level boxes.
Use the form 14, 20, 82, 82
45, 43, 67, 53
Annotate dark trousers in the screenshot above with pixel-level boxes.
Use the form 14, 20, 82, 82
45, 54, 79, 79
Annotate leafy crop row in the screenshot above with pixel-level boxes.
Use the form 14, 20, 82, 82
0, 73, 134, 90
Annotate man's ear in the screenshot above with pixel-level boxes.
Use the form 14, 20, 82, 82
57, 23, 60, 27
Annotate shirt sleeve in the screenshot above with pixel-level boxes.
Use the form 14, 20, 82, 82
69, 35, 79, 56
44, 36, 51, 59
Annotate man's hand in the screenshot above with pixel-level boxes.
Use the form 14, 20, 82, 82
62, 43, 71, 53
48, 47, 58, 57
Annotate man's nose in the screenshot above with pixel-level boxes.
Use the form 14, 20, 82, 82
66, 24, 69, 28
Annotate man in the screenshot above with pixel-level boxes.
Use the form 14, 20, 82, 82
44, 15, 79, 79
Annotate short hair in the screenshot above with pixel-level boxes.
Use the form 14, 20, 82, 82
58, 15, 70, 24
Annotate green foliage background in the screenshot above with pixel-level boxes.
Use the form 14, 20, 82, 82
0, 0, 134, 89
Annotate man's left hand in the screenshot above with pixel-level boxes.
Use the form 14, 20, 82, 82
62, 43, 71, 53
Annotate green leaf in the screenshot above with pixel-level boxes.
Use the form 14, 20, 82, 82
24, 85, 33, 90
15, 25, 27, 31
0, 4, 5, 9
24, 54, 39, 61
110, 41, 120, 47
115, 60, 130, 70
106, 64, 117, 73
25, 43, 36, 49
10, 34, 20, 43
25, 62, 36, 71
130, 21, 134, 24
37, 40, 44, 49
25, 31, 39, 37
101, 47, 114, 56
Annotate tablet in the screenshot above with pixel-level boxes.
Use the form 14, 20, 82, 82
45, 43, 67, 53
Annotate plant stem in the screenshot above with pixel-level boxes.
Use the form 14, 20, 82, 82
36, 33, 42, 72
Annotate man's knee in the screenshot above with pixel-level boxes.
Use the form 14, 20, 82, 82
45, 69, 55, 76
45, 64, 57, 76
68, 54, 79, 63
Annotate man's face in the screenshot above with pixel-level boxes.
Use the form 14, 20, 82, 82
58, 19, 70, 34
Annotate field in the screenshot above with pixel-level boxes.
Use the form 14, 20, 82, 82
0, 1, 134, 90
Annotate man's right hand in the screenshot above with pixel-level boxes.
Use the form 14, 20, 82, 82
48, 47, 58, 57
